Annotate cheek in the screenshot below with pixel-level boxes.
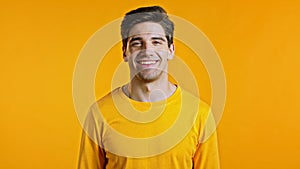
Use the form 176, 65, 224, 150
128, 59, 136, 69
157, 50, 169, 59
128, 46, 142, 54
128, 50, 141, 59
127, 54, 137, 67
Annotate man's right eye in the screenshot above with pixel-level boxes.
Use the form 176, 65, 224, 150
130, 42, 142, 47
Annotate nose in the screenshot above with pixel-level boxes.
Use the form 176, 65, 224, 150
142, 40, 152, 49
141, 41, 154, 55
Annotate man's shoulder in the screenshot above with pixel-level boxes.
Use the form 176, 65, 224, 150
93, 87, 122, 107
87, 87, 122, 118
96, 88, 120, 102
180, 87, 210, 112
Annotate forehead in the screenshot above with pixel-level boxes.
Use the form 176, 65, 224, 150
128, 22, 166, 38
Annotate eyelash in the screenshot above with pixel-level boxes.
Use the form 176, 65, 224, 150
130, 41, 163, 47
131, 42, 142, 47
153, 41, 162, 45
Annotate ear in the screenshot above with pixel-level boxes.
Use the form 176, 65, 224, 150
122, 45, 128, 62
167, 44, 175, 60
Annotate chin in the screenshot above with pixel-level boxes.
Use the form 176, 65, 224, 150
137, 71, 162, 83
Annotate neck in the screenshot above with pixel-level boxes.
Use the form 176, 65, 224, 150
123, 74, 176, 102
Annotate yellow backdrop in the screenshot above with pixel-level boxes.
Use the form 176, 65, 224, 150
1, 0, 300, 169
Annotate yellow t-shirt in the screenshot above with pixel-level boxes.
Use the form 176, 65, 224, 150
78, 86, 220, 169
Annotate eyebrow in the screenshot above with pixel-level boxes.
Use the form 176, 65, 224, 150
129, 37, 142, 44
128, 36, 166, 44
151, 37, 166, 42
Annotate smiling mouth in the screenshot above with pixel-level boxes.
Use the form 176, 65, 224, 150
136, 60, 159, 65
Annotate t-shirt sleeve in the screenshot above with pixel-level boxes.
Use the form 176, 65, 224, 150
193, 109, 220, 169
77, 105, 106, 169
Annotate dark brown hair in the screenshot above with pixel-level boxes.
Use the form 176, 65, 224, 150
121, 6, 174, 51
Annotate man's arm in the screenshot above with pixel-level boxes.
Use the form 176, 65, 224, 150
193, 130, 220, 169
193, 111, 220, 169
77, 106, 106, 169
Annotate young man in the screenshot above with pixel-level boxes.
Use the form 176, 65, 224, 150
78, 6, 220, 169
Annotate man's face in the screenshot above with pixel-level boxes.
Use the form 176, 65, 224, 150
123, 22, 174, 82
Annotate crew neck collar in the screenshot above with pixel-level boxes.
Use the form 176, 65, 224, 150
117, 84, 181, 105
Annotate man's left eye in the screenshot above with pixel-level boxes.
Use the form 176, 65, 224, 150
153, 41, 162, 45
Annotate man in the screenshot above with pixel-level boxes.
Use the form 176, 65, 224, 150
78, 6, 220, 169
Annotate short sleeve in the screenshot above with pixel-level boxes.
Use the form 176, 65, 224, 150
77, 105, 106, 169
193, 108, 220, 169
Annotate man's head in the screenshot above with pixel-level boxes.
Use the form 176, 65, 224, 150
121, 6, 174, 55
121, 6, 175, 82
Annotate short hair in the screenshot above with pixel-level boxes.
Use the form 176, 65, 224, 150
121, 6, 174, 50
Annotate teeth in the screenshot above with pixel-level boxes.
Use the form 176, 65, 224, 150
139, 61, 156, 65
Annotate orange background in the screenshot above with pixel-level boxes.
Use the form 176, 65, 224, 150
1, 0, 300, 169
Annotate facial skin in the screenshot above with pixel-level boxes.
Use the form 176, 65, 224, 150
123, 22, 175, 82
